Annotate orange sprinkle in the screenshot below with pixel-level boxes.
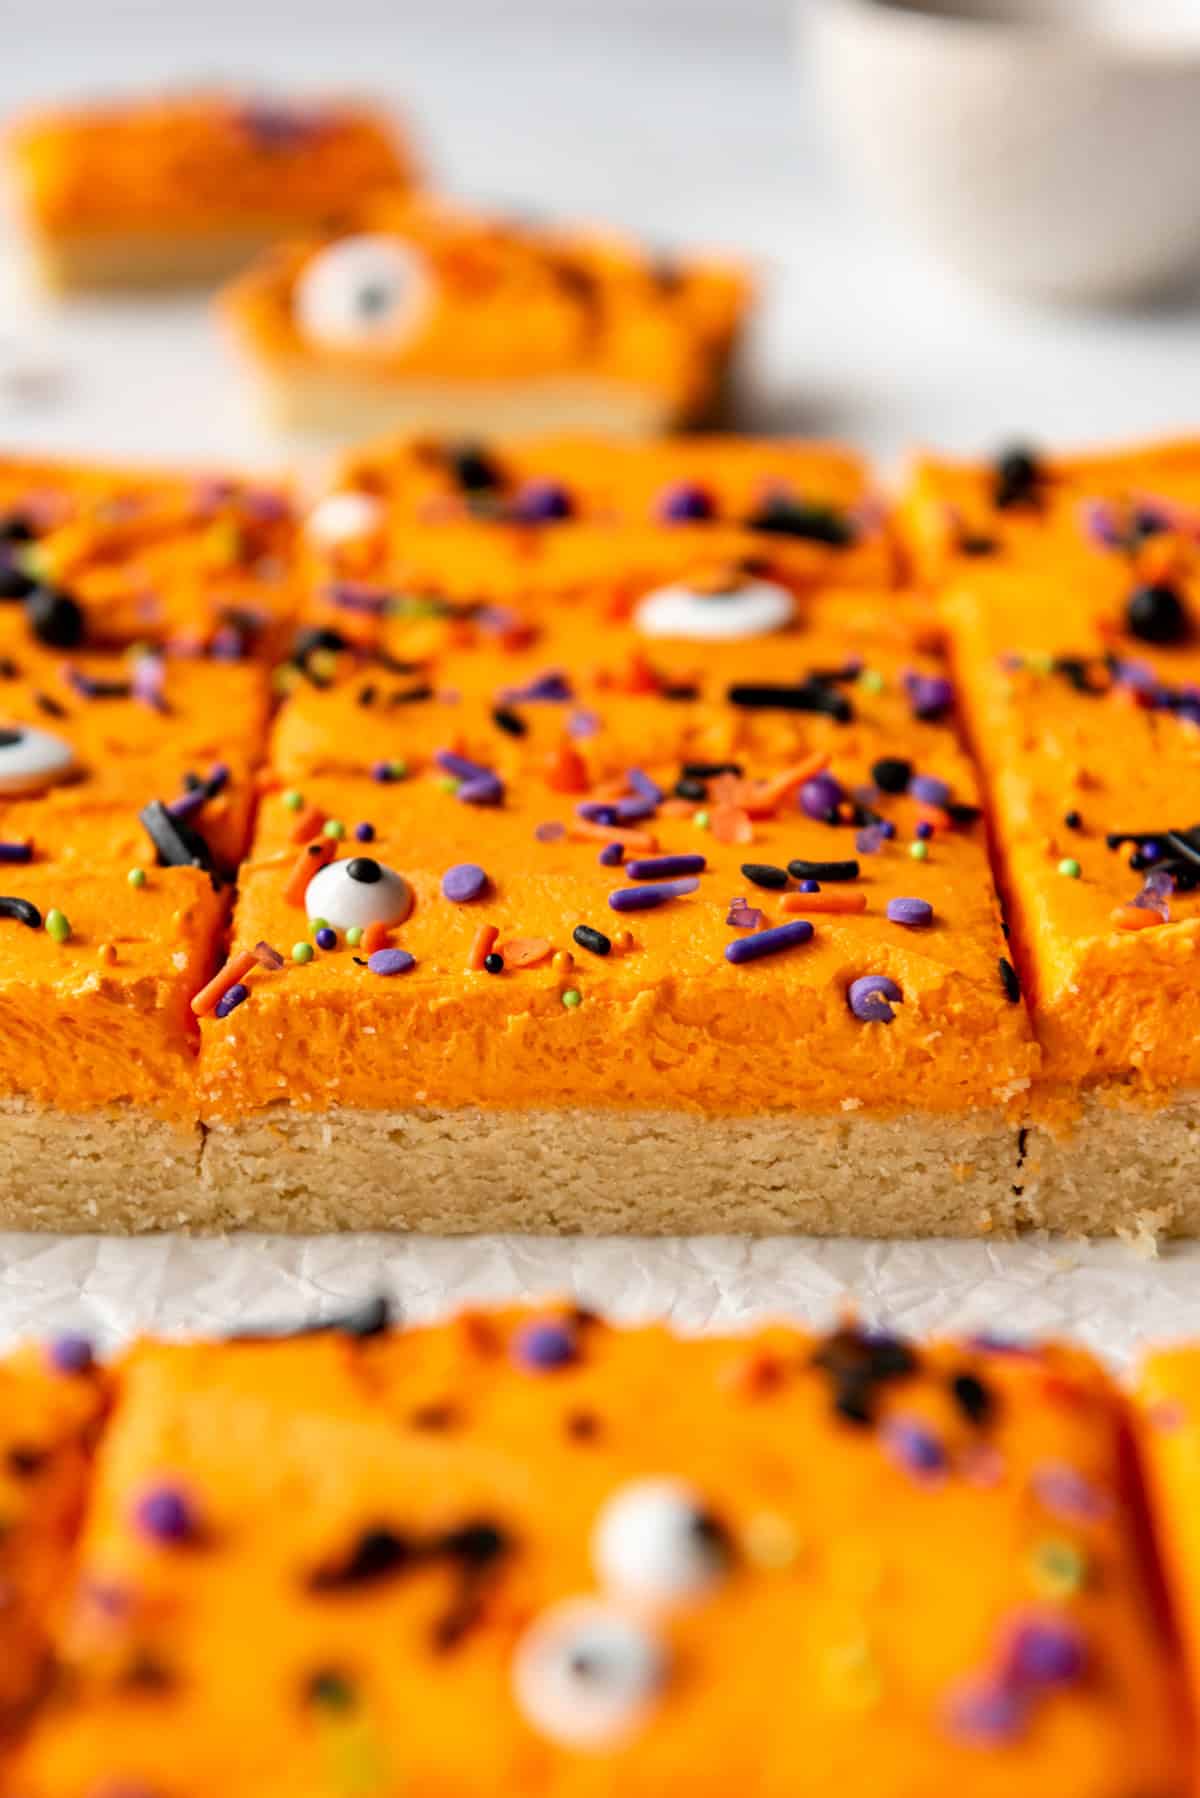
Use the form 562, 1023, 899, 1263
362, 921, 390, 954
289, 805, 327, 845
191, 948, 258, 1018
467, 923, 499, 971
497, 937, 554, 969
551, 949, 575, 975
742, 753, 829, 818
570, 820, 658, 851
711, 805, 754, 846
1111, 905, 1163, 931
97, 942, 117, 966
612, 929, 634, 953
283, 838, 335, 906
781, 891, 868, 915
544, 745, 589, 794
659, 798, 696, 818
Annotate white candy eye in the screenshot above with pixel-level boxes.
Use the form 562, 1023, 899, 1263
304, 856, 413, 930
306, 491, 385, 547
0, 725, 76, 796
634, 577, 795, 641
512, 1598, 667, 1750
592, 1478, 729, 1608
294, 235, 432, 353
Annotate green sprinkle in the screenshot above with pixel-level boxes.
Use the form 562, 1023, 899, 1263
292, 941, 314, 964
322, 819, 346, 840
126, 867, 147, 889
1030, 1538, 1088, 1599
310, 917, 329, 936
346, 925, 364, 947
282, 789, 305, 813
561, 988, 582, 1009
909, 840, 929, 862
438, 775, 460, 795
1029, 652, 1054, 676
858, 668, 885, 694
693, 809, 711, 830
1058, 857, 1082, 879
386, 759, 409, 780
46, 908, 70, 943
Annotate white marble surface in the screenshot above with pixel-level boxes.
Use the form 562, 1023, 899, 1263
2, 4, 1200, 1353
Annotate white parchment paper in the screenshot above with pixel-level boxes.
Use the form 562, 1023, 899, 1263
2, 1232, 1198, 1365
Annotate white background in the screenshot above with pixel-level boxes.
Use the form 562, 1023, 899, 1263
2, 0, 1200, 1354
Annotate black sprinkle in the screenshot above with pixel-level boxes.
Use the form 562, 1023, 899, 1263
993, 445, 1043, 510
787, 858, 859, 883
387, 683, 435, 707
483, 952, 504, 974
813, 1326, 919, 1429
1126, 582, 1189, 646
0, 513, 35, 544
34, 691, 66, 718
959, 535, 998, 557
745, 497, 854, 546
229, 1294, 393, 1344
573, 924, 611, 957
309, 1529, 412, 1591
674, 775, 708, 801
292, 626, 349, 664
682, 761, 743, 779
356, 683, 377, 708
7, 1444, 46, 1478
491, 704, 527, 737
998, 957, 1021, 1004
139, 800, 216, 880
24, 584, 84, 648
448, 442, 501, 493
950, 1372, 994, 1427
305, 1670, 356, 1712
741, 862, 789, 890
0, 565, 36, 603
0, 896, 42, 930
727, 681, 853, 722
871, 757, 912, 795
1063, 810, 1082, 831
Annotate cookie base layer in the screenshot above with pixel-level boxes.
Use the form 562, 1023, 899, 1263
1021, 1088, 1200, 1243
234, 362, 718, 442
0, 1101, 206, 1231
198, 1106, 1022, 1234
28, 227, 299, 292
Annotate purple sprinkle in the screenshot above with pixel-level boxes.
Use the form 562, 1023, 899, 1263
355, 822, 375, 843
442, 863, 488, 903
656, 480, 714, 522
131, 650, 167, 710
1032, 1462, 1112, 1524
627, 769, 664, 806
214, 982, 249, 1018
1080, 498, 1124, 550
512, 479, 572, 523
315, 928, 337, 951
567, 707, 601, 740
887, 897, 933, 929
0, 840, 32, 863
915, 820, 934, 841
726, 897, 765, 930
436, 749, 493, 783
599, 841, 624, 866
910, 774, 951, 808
1001, 1616, 1087, 1690
48, 1332, 94, 1375
882, 1415, 946, 1478
944, 1676, 1028, 1748
372, 760, 402, 783
848, 974, 903, 1023
368, 948, 415, 977
326, 581, 390, 617
458, 774, 504, 807
725, 919, 814, 963
475, 604, 519, 638
577, 801, 619, 825
799, 878, 820, 893
135, 1484, 195, 1545
799, 771, 844, 821
624, 854, 706, 880
534, 820, 566, 844
613, 794, 658, 825
856, 824, 888, 856
905, 671, 955, 721
609, 877, 699, 912
503, 671, 573, 705
513, 1319, 577, 1371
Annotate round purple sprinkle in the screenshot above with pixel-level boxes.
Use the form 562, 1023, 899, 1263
354, 822, 375, 843
887, 897, 934, 928
598, 842, 624, 867
534, 820, 566, 844
458, 774, 504, 807
442, 863, 488, 904
799, 878, 820, 893
609, 877, 699, 912
848, 974, 903, 1023
725, 919, 814, 964
915, 820, 934, 841
1031, 1462, 1111, 1524
214, 982, 250, 1018
883, 1416, 946, 1478
371, 760, 401, 783
944, 1676, 1028, 1747
910, 773, 951, 808
624, 853, 706, 880
315, 927, 337, 951
513, 478, 572, 523
1002, 1616, 1087, 1689
799, 771, 844, 821
906, 673, 955, 720
514, 1319, 578, 1371
48, 1332, 94, 1375
135, 1484, 195, 1545
0, 841, 33, 864
656, 480, 714, 522
367, 948, 415, 977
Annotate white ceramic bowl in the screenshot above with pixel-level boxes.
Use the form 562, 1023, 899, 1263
804, 0, 1200, 303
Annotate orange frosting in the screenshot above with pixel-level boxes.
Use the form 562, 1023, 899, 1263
7, 1310, 1186, 1795
7, 90, 414, 239
222, 197, 751, 428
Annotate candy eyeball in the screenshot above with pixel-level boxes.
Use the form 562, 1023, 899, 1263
305, 490, 385, 547
304, 856, 413, 930
633, 576, 795, 641
592, 1478, 730, 1608
294, 235, 432, 353
512, 1598, 667, 1750
0, 724, 76, 796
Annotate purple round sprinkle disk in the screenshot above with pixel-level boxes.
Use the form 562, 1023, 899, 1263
883, 1416, 946, 1478
910, 773, 951, 808
0, 841, 32, 864
945, 1676, 1028, 1747
513, 478, 572, 523
915, 820, 934, 841
609, 877, 699, 912
725, 919, 814, 964
887, 897, 934, 928
799, 771, 844, 821
848, 975, 903, 1023
657, 480, 714, 522
514, 1319, 577, 1371
624, 853, 706, 880
48, 1332, 94, 1375
457, 774, 504, 807
135, 1484, 195, 1545
354, 822, 375, 843
368, 949, 415, 977
598, 842, 624, 867
315, 927, 338, 951
442, 863, 488, 903
1003, 1616, 1086, 1689
799, 879, 820, 893
214, 982, 250, 1018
